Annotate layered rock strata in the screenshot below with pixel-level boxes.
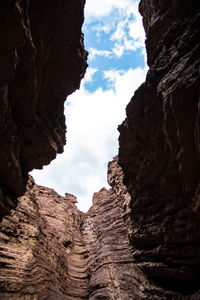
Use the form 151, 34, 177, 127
84, 187, 138, 300
0, 172, 167, 300
3, 159, 199, 299
83, 182, 174, 300
118, 0, 200, 296
0, 175, 140, 299
0, 177, 88, 299
0, 0, 87, 219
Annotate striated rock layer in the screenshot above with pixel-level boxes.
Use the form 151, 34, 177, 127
119, 0, 200, 297
1, 158, 199, 300
2, 158, 199, 299
0, 172, 167, 300
0, 177, 89, 299
83, 179, 169, 300
0, 0, 87, 219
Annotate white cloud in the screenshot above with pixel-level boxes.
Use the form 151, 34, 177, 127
82, 67, 98, 83
85, 0, 125, 21
92, 24, 112, 35
31, 66, 146, 212
110, 5, 145, 58
84, 0, 146, 61
112, 44, 125, 57
89, 48, 112, 61
31, 0, 147, 212
84, 0, 138, 21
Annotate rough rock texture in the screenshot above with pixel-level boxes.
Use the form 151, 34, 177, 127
0, 0, 87, 219
0, 175, 166, 300
0, 177, 88, 299
84, 187, 137, 300
119, 0, 200, 297
107, 156, 133, 238
83, 183, 170, 300
2, 159, 199, 299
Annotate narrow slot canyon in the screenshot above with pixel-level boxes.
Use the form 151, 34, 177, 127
0, 0, 200, 299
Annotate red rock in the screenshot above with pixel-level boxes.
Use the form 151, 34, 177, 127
65, 193, 78, 204
0, 177, 88, 299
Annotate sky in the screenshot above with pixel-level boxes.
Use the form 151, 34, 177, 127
31, 0, 147, 212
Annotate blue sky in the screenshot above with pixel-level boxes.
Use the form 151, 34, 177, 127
31, 0, 147, 212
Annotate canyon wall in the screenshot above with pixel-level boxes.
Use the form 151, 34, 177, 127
0, 0, 200, 299
0, 178, 88, 299
118, 0, 200, 297
1, 158, 199, 299
0, 168, 170, 300
0, 0, 87, 219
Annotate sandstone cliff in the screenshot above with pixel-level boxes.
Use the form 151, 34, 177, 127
0, 0, 87, 219
119, 0, 200, 296
0, 177, 88, 299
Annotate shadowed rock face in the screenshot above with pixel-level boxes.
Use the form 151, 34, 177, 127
119, 0, 200, 296
0, 0, 87, 219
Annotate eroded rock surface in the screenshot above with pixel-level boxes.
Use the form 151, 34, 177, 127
119, 0, 200, 296
0, 0, 87, 219
0, 177, 88, 299
84, 187, 138, 300
0, 172, 166, 300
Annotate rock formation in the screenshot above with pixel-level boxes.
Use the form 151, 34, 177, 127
2, 157, 199, 299
118, 0, 200, 297
0, 171, 168, 299
0, 177, 88, 299
0, 0, 200, 299
0, 0, 87, 219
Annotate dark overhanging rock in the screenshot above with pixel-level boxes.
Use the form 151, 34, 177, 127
0, 0, 87, 219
